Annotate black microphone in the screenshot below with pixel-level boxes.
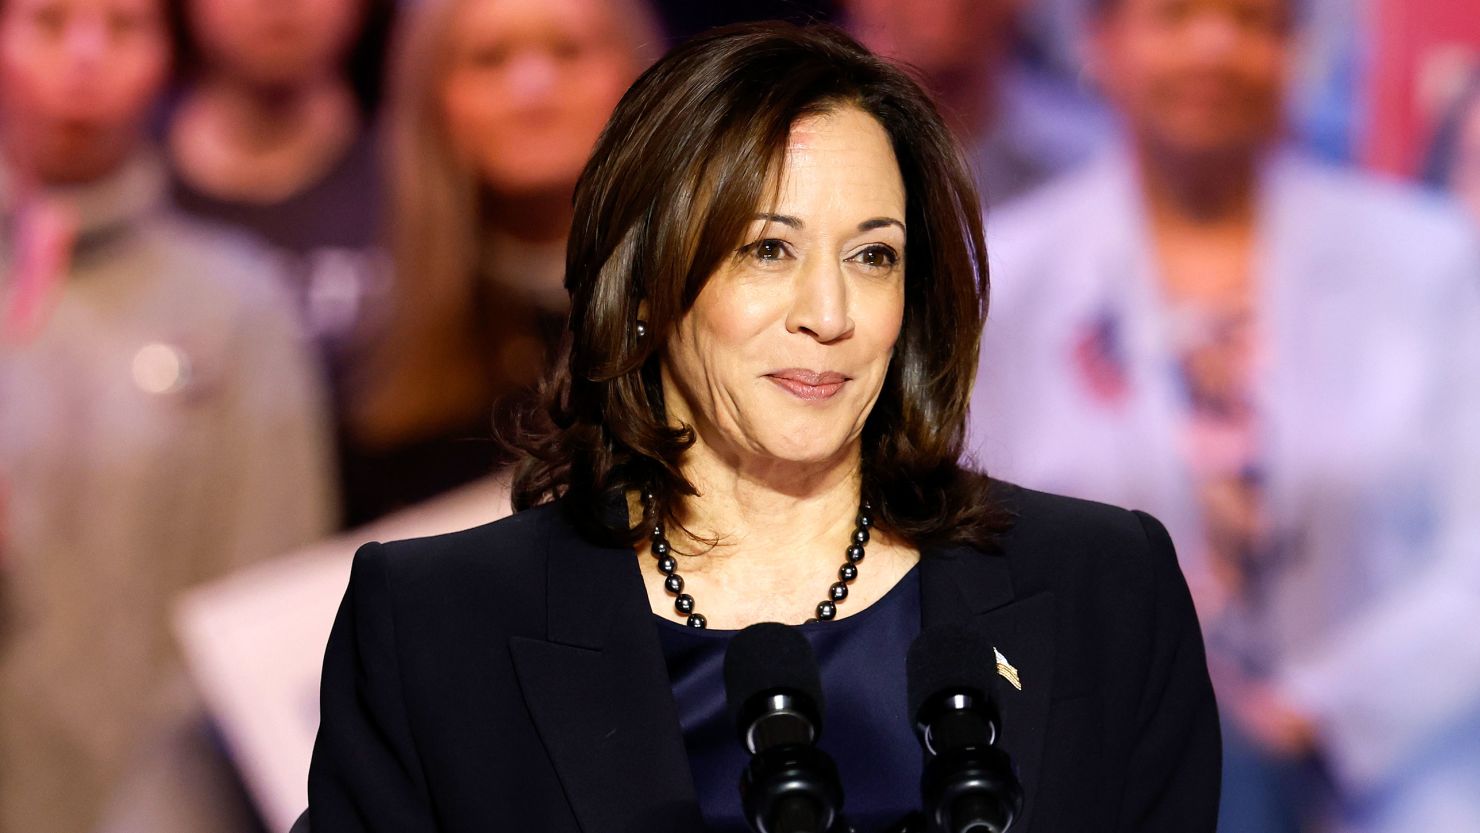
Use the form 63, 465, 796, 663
907, 624, 1023, 833
724, 622, 845, 833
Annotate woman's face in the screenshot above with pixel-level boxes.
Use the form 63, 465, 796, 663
439, 0, 640, 198
661, 107, 908, 471
0, 0, 168, 184
187, 0, 361, 88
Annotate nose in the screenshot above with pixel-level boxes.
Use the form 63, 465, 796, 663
504, 50, 559, 105
784, 255, 853, 343
62, 14, 108, 69
1186, 10, 1241, 60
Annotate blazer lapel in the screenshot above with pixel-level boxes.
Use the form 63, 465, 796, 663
922, 544, 1056, 833
509, 511, 703, 833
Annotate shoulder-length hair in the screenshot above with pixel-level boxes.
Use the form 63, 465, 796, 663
512, 21, 1007, 550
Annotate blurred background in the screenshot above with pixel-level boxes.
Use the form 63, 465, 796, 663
0, 0, 1477, 831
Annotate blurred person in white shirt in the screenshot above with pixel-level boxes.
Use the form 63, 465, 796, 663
967, 0, 1480, 831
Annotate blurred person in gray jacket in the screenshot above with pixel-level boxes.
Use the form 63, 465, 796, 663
0, 0, 336, 830
967, 0, 1480, 831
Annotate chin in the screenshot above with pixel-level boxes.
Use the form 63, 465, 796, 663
756, 427, 859, 467
483, 159, 584, 197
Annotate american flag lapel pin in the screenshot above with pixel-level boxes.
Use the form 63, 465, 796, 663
994, 647, 1022, 691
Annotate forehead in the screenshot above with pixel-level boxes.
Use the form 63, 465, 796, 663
453, 0, 618, 41
772, 107, 904, 204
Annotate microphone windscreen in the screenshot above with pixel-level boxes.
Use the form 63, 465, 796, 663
724, 622, 825, 729
907, 623, 998, 721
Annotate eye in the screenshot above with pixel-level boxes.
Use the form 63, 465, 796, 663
739, 238, 792, 264
465, 43, 510, 70
31, 4, 68, 35
108, 9, 149, 37
849, 244, 900, 272
550, 37, 584, 62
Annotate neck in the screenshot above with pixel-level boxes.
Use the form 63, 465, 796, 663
663, 440, 865, 576
1135, 139, 1260, 225
484, 188, 574, 244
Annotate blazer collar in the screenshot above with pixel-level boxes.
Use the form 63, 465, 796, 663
511, 500, 1056, 833
509, 504, 704, 833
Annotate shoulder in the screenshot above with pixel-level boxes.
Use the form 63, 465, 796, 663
1281, 154, 1479, 276
988, 480, 1185, 623
994, 480, 1170, 566
1288, 154, 1463, 225
367, 501, 563, 583
348, 502, 570, 633
138, 211, 303, 330
980, 482, 1210, 718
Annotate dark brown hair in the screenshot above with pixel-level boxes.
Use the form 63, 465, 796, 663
510, 21, 1007, 549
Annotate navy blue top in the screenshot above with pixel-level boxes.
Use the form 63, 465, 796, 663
654, 566, 925, 832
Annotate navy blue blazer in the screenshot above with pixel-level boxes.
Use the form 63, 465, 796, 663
304, 481, 1220, 832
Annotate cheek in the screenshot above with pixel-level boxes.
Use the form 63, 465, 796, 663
1245, 47, 1289, 100
862, 288, 906, 368
0, 49, 45, 116
564, 59, 629, 128
668, 286, 776, 388
693, 287, 774, 346
110, 48, 168, 117
440, 76, 503, 161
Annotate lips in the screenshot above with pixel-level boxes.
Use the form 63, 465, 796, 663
765, 368, 849, 401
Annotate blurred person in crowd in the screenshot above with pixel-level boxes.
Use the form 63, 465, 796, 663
967, 0, 1480, 832
0, 0, 336, 829
165, 0, 396, 397
340, 0, 660, 526
844, 0, 1111, 206
1426, 67, 1480, 226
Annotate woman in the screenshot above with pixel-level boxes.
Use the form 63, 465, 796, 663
340, 0, 660, 525
307, 22, 1220, 832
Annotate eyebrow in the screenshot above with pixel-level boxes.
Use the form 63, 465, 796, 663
857, 217, 905, 233
753, 213, 906, 233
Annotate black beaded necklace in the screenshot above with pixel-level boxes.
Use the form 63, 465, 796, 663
644, 492, 874, 628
